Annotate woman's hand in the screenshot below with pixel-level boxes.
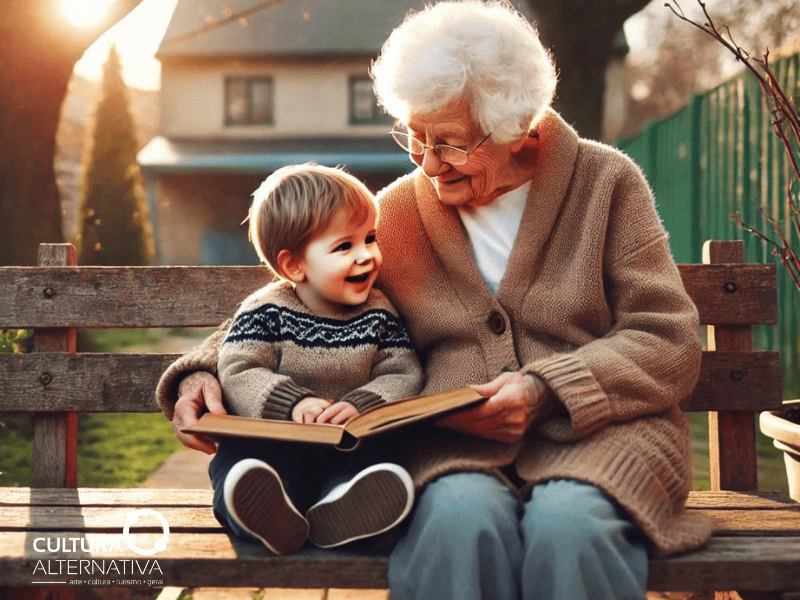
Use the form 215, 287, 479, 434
292, 397, 333, 423
315, 401, 359, 425
436, 371, 555, 443
173, 372, 227, 455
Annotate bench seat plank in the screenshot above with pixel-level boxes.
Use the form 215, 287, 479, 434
0, 507, 222, 532
3, 487, 791, 509
0, 488, 214, 507
684, 490, 794, 509
2, 505, 798, 537
2, 530, 799, 591
0, 531, 389, 589
3, 506, 797, 539
3, 489, 797, 536
647, 536, 800, 591
701, 509, 800, 535
2, 488, 797, 592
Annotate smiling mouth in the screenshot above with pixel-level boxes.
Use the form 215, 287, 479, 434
437, 175, 467, 185
345, 272, 371, 283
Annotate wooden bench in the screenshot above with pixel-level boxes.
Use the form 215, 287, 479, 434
1, 240, 798, 600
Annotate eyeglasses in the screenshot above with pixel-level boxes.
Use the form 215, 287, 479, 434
389, 124, 491, 166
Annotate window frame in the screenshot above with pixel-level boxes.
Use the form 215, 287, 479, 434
348, 75, 392, 125
224, 76, 275, 126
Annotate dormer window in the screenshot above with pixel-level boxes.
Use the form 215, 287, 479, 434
349, 75, 392, 125
225, 77, 274, 126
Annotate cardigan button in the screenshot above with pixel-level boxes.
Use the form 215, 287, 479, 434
488, 312, 506, 335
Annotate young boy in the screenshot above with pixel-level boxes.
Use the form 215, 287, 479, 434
211, 163, 423, 555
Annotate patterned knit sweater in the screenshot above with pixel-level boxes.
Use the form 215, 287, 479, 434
156, 109, 713, 555
217, 282, 423, 420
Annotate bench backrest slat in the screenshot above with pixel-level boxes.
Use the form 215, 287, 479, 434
0, 264, 776, 329
681, 264, 777, 325
0, 266, 272, 328
0, 350, 783, 414
0, 353, 179, 412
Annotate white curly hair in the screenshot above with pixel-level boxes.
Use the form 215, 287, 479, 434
370, 0, 558, 143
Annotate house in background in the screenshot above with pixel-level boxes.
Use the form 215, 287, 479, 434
137, 0, 536, 265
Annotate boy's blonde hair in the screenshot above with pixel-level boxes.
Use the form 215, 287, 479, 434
248, 163, 377, 279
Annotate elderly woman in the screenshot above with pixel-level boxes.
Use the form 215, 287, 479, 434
158, 1, 713, 598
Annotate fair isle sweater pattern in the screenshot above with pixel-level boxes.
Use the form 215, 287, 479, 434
224, 304, 414, 351
217, 283, 424, 421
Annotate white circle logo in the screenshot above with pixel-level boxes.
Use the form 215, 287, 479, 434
123, 509, 170, 556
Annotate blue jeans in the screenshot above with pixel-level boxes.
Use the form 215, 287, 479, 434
388, 473, 648, 600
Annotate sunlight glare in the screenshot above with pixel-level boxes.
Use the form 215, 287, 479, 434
61, 0, 117, 28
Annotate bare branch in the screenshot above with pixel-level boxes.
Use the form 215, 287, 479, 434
665, 1, 769, 88
669, 0, 800, 294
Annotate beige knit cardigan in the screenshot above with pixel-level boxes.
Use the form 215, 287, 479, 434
157, 109, 713, 555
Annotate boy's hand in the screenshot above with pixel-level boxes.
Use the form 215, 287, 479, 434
292, 397, 332, 423
315, 401, 359, 425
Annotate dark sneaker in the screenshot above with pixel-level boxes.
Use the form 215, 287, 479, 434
223, 458, 309, 555
306, 463, 414, 548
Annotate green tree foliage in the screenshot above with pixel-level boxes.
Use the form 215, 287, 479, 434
0, 330, 32, 354
79, 46, 153, 266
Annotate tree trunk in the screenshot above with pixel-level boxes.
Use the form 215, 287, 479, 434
530, 0, 651, 141
549, 38, 612, 141
0, 32, 74, 266
0, 0, 144, 266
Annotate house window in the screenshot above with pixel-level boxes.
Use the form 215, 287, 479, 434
349, 76, 392, 125
225, 77, 274, 125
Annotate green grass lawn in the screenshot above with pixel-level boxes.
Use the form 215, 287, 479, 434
687, 412, 789, 493
0, 329, 190, 488
0, 412, 183, 488
78, 412, 184, 487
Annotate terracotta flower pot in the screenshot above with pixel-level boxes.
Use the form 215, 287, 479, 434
760, 408, 800, 502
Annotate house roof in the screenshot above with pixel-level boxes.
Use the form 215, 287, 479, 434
158, 0, 536, 58
137, 136, 416, 175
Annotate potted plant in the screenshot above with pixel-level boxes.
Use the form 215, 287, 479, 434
761, 406, 800, 500
667, 1, 800, 499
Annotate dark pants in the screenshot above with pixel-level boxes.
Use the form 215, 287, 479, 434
209, 437, 396, 541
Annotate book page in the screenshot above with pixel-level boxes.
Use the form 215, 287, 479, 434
346, 387, 485, 437
187, 413, 346, 445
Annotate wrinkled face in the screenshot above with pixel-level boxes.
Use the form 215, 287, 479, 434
295, 207, 382, 315
407, 99, 522, 207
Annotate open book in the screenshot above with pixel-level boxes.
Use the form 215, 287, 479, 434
184, 387, 486, 450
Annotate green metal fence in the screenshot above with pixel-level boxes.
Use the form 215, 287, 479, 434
616, 52, 800, 396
